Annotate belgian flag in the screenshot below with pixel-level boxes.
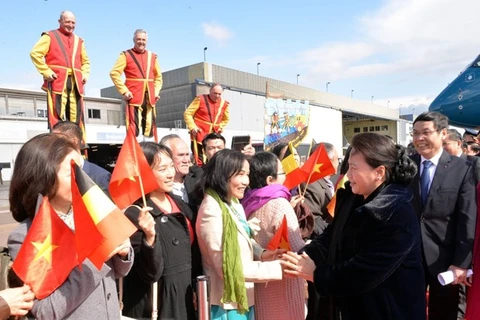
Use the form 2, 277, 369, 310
72, 162, 137, 270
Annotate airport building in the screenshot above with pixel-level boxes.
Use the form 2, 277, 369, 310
0, 62, 409, 181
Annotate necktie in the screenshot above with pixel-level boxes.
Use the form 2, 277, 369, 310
420, 160, 432, 205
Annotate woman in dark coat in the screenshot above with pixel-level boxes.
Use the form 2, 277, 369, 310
122, 142, 201, 320
282, 133, 426, 320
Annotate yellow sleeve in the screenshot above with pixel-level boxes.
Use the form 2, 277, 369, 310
109, 53, 129, 95
219, 102, 230, 129
184, 96, 201, 130
153, 56, 163, 97
81, 42, 90, 81
30, 34, 54, 78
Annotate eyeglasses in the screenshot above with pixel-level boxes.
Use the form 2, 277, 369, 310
410, 130, 439, 138
277, 172, 286, 175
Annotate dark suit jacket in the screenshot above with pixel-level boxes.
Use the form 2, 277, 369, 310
184, 165, 204, 213
409, 151, 477, 276
461, 153, 480, 183
83, 160, 112, 197
303, 178, 333, 236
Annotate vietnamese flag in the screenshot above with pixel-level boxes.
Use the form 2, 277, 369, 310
326, 174, 348, 217
282, 142, 306, 190
300, 143, 335, 185
109, 128, 159, 209
71, 161, 104, 265
266, 215, 291, 251
73, 162, 137, 269
12, 196, 77, 299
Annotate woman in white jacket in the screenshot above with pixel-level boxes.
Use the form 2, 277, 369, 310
196, 149, 285, 320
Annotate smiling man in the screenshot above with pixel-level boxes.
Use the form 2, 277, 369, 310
110, 29, 163, 140
30, 11, 90, 141
409, 112, 476, 320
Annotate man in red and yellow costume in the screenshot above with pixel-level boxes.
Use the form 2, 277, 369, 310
30, 11, 90, 141
184, 83, 230, 166
110, 29, 163, 141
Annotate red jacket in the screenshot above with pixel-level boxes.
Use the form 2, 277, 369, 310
123, 49, 157, 106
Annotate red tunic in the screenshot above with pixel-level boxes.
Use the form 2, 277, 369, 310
42, 29, 85, 95
123, 49, 157, 107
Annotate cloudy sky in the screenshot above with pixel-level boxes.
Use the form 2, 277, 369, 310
1, 0, 479, 115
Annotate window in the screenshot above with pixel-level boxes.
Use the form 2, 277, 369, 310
353, 127, 360, 133
88, 109, 101, 119
37, 109, 47, 118
381, 125, 388, 131
363, 127, 368, 132
375, 126, 380, 131
369, 126, 375, 132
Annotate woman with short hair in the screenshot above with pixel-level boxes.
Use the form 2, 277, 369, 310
241, 151, 305, 320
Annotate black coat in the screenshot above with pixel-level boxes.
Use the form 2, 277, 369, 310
122, 194, 202, 320
303, 183, 426, 320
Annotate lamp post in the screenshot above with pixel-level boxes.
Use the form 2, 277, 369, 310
371, 95, 374, 103
351, 89, 354, 98
203, 47, 208, 62
326, 81, 330, 92
387, 100, 390, 108
296, 74, 300, 85
257, 62, 261, 75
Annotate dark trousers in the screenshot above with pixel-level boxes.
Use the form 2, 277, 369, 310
425, 266, 466, 320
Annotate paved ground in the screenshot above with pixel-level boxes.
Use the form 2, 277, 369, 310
0, 182, 18, 247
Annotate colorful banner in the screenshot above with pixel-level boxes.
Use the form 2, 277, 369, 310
264, 98, 310, 150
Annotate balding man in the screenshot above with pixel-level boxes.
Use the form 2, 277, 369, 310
160, 134, 203, 211
30, 11, 90, 141
184, 83, 230, 166
110, 29, 163, 141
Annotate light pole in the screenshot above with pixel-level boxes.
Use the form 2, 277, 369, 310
203, 47, 208, 62
257, 62, 261, 75
351, 89, 354, 98
387, 100, 390, 108
296, 74, 300, 85
326, 81, 330, 92
371, 95, 374, 103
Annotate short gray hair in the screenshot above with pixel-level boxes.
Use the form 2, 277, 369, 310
133, 29, 147, 40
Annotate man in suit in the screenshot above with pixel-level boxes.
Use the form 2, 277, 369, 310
52, 121, 112, 196
443, 128, 480, 183
409, 112, 477, 319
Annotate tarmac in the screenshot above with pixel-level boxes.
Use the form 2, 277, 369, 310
0, 181, 19, 247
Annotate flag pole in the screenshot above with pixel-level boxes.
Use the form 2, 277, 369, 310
127, 129, 158, 320
301, 144, 323, 198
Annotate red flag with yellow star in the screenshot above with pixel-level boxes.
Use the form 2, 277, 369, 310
300, 143, 335, 185
12, 196, 77, 299
109, 128, 159, 209
266, 215, 291, 251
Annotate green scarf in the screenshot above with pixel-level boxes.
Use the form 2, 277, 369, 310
206, 189, 248, 314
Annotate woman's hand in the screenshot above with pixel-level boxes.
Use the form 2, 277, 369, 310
0, 284, 35, 316
137, 206, 155, 246
107, 238, 132, 260
261, 248, 287, 261
281, 251, 315, 282
290, 195, 304, 208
